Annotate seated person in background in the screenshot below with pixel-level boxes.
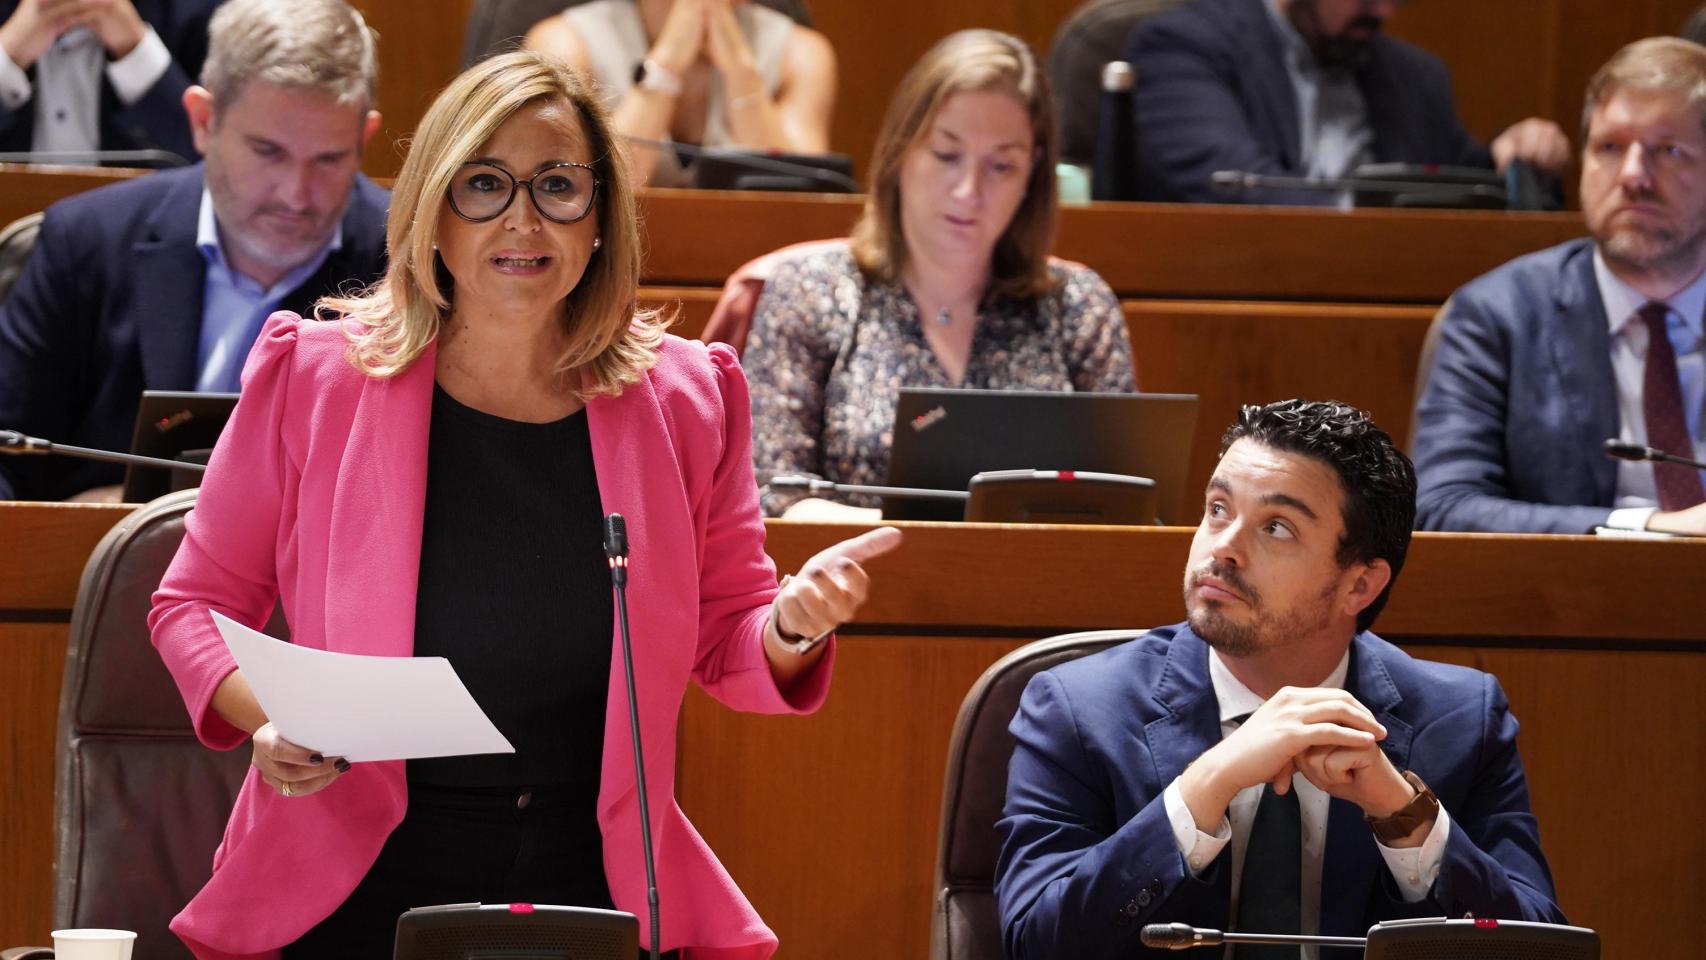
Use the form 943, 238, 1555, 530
150, 50, 898, 958
1126, 0, 1571, 204
996, 399, 1563, 960
524, 0, 836, 187
1415, 38, 1706, 535
0, 0, 219, 161
0, 0, 387, 502
744, 29, 1136, 520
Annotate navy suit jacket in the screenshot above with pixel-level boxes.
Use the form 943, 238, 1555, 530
1412, 238, 1621, 533
0, 0, 218, 161
995, 623, 1561, 960
1126, 0, 1491, 204
0, 163, 389, 500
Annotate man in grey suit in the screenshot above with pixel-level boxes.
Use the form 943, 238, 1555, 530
1413, 36, 1706, 535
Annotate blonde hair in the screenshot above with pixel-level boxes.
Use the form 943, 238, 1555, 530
201, 0, 378, 112
323, 51, 663, 395
850, 29, 1059, 301
1583, 37, 1706, 140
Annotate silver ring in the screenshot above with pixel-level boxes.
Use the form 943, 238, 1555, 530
280, 781, 295, 798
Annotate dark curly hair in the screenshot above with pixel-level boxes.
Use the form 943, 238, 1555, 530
1220, 399, 1417, 633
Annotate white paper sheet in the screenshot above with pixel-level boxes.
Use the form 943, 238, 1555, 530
211, 611, 515, 762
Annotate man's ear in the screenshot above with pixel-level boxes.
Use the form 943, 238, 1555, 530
359, 110, 382, 152
1341, 558, 1393, 621
183, 85, 216, 155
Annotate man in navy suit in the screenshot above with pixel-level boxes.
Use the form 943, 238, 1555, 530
0, 0, 219, 161
996, 400, 1562, 960
1125, 0, 1570, 204
1414, 37, 1706, 535
0, 0, 386, 501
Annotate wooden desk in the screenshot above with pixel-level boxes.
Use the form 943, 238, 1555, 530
5, 504, 1702, 957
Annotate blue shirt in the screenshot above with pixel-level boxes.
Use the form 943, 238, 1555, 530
194, 189, 341, 393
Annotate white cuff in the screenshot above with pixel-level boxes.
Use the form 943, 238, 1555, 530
1163, 779, 1230, 876
0, 45, 30, 110
1605, 506, 1658, 531
105, 26, 169, 106
1376, 805, 1452, 902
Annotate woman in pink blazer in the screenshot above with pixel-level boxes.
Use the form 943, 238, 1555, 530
149, 51, 898, 960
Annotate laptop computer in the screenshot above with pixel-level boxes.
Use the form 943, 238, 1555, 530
884, 388, 1199, 524
121, 390, 237, 503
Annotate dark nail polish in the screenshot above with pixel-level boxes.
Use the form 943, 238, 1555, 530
308, 753, 324, 764
334, 758, 351, 774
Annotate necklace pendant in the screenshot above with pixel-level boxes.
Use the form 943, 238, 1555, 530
934, 307, 952, 327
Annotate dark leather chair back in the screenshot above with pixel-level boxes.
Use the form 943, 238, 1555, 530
54, 491, 264, 959
929, 629, 1144, 960
0, 211, 43, 304
1407, 299, 1451, 457
1048, 0, 1186, 168
462, 0, 814, 67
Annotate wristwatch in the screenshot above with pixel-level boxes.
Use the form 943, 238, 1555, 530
1366, 770, 1440, 844
633, 57, 683, 97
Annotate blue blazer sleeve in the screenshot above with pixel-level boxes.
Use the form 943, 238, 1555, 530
104, 0, 218, 160
0, 205, 93, 500
1413, 291, 1614, 534
1430, 673, 1563, 921
995, 671, 1220, 960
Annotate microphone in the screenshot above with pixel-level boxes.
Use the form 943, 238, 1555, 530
604, 513, 660, 960
1210, 169, 1508, 207
768, 474, 968, 502
1139, 923, 1367, 951
1603, 437, 1706, 471
0, 429, 208, 473
621, 134, 859, 193
0, 148, 189, 168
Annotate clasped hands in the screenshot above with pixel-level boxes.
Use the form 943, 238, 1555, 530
1180, 687, 1429, 846
0, 0, 147, 69
650, 0, 761, 86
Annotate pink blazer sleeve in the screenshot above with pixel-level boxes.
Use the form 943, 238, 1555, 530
689, 342, 833, 715
148, 312, 301, 749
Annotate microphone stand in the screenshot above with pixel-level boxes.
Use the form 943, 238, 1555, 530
768, 474, 967, 502
604, 514, 660, 960
0, 429, 208, 473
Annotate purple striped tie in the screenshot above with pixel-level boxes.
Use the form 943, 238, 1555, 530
1638, 302, 1705, 511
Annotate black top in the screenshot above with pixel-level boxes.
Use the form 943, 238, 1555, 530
409, 384, 613, 789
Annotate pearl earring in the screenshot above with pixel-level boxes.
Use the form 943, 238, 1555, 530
592, 237, 602, 251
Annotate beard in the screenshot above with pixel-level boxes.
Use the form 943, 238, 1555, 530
1184, 560, 1339, 658
1286, 0, 1382, 70
1597, 213, 1706, 282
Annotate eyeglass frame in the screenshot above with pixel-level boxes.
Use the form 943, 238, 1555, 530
445, 160, 603, 225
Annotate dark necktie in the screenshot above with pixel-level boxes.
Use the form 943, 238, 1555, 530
1638, 302, 1706, 511
1232, 712, 1300, 959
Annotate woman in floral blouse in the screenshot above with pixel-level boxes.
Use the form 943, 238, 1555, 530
744, 28, 1136, 519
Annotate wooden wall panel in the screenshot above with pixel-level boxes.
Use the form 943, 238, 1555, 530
349, 0, 479, 179
1126, 300, 1437, 504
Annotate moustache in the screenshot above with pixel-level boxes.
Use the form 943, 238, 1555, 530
1189, 561, 1259, 604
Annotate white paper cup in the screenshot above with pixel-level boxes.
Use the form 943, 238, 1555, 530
50, 929, 136, 960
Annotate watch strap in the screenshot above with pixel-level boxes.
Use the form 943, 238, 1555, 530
1366, 770, 1439, 844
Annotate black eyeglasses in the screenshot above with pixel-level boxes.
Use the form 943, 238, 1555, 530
447, 161, 601, 224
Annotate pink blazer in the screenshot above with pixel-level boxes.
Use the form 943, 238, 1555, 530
149, 312, 832, 960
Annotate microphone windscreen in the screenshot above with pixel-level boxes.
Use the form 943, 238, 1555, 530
603, 513, 628, 558
1602, 438, 1650, 461
1139, 923, 1202, 949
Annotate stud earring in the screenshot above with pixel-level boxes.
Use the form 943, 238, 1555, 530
592, 237, 602, 251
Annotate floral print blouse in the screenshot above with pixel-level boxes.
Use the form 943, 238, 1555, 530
744, 243, 1137, 515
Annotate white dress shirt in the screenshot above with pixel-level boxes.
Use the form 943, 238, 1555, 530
0, 24, 172, 154
1592, 250, 1706, 531
1161, 648, 1451, 959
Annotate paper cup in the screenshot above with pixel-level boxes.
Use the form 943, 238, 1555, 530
50, 929, 136, 960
